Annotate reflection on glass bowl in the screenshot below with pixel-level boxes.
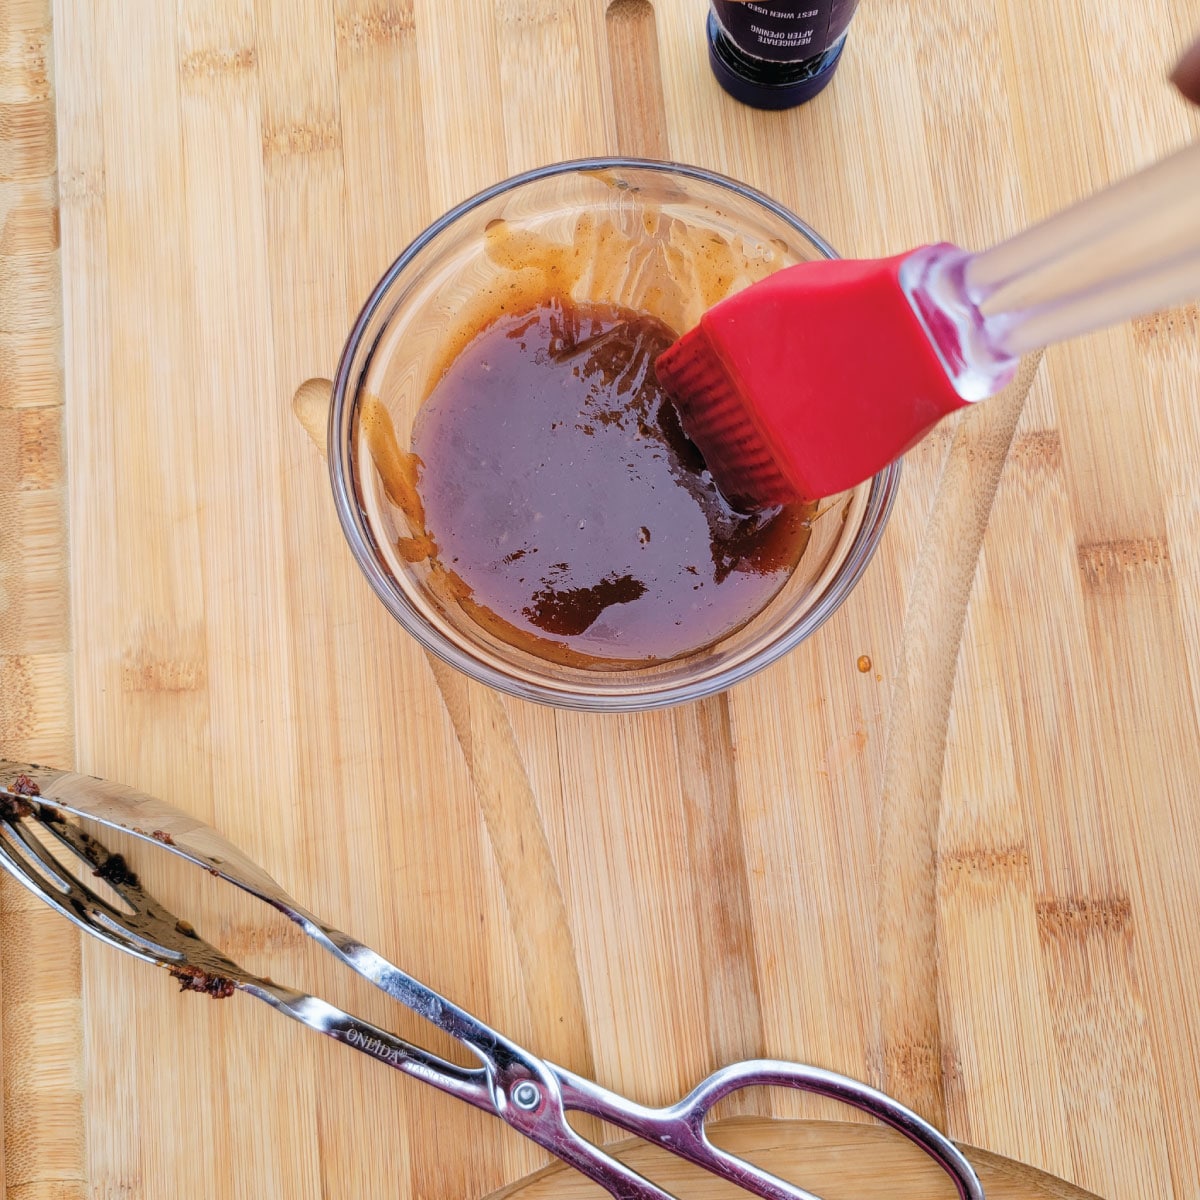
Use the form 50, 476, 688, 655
329, 158, 899, 712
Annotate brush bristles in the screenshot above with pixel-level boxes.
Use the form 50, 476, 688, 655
656, 329, 796, 508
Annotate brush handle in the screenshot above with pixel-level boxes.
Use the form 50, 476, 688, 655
963, 139, 1200, 351
999, 244, 1200, 354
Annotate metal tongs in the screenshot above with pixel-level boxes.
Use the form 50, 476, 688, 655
0, 761, 983, 1200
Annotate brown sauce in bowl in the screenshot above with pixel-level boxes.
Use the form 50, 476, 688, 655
408, 295, 814, 665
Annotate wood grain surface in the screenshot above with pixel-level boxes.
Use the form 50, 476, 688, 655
3, 1, 1200, 1198
0, 1, 83, 1199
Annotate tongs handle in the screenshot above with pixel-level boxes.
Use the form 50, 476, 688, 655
552, 1059, 984, 1200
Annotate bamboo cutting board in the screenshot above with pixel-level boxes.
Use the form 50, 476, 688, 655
3, 1, 1200, 1198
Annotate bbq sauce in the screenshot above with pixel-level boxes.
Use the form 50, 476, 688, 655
407, 295, 815, 666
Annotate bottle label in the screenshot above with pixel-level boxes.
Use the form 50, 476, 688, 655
710, 0, 859, 63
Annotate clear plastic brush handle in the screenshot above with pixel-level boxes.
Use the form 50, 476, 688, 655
970, 140, 1200, 356
901, 140, 1200, 401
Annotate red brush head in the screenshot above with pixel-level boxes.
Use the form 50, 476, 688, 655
655, 254, 970, 507
655, 326, 797, 507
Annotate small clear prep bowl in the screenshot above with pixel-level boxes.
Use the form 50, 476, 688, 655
329, 159, 898, 712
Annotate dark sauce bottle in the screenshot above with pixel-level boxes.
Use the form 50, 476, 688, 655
707, 0, 861, 109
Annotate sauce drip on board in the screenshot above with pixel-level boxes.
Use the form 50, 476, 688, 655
407, 295, 815, 665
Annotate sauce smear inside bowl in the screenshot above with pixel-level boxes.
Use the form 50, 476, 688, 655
410, 295, 814, 666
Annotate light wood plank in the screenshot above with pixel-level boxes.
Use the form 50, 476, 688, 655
0, 1, 80, 1198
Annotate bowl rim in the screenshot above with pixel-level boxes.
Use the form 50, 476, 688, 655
328, 156, 900, 712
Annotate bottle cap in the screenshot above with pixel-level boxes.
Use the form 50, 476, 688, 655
705, 10, 845, 110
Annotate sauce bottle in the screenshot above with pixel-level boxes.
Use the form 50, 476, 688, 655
707, 1, 861, 109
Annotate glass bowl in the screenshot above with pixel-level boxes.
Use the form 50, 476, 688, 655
329, 158, 898, 712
